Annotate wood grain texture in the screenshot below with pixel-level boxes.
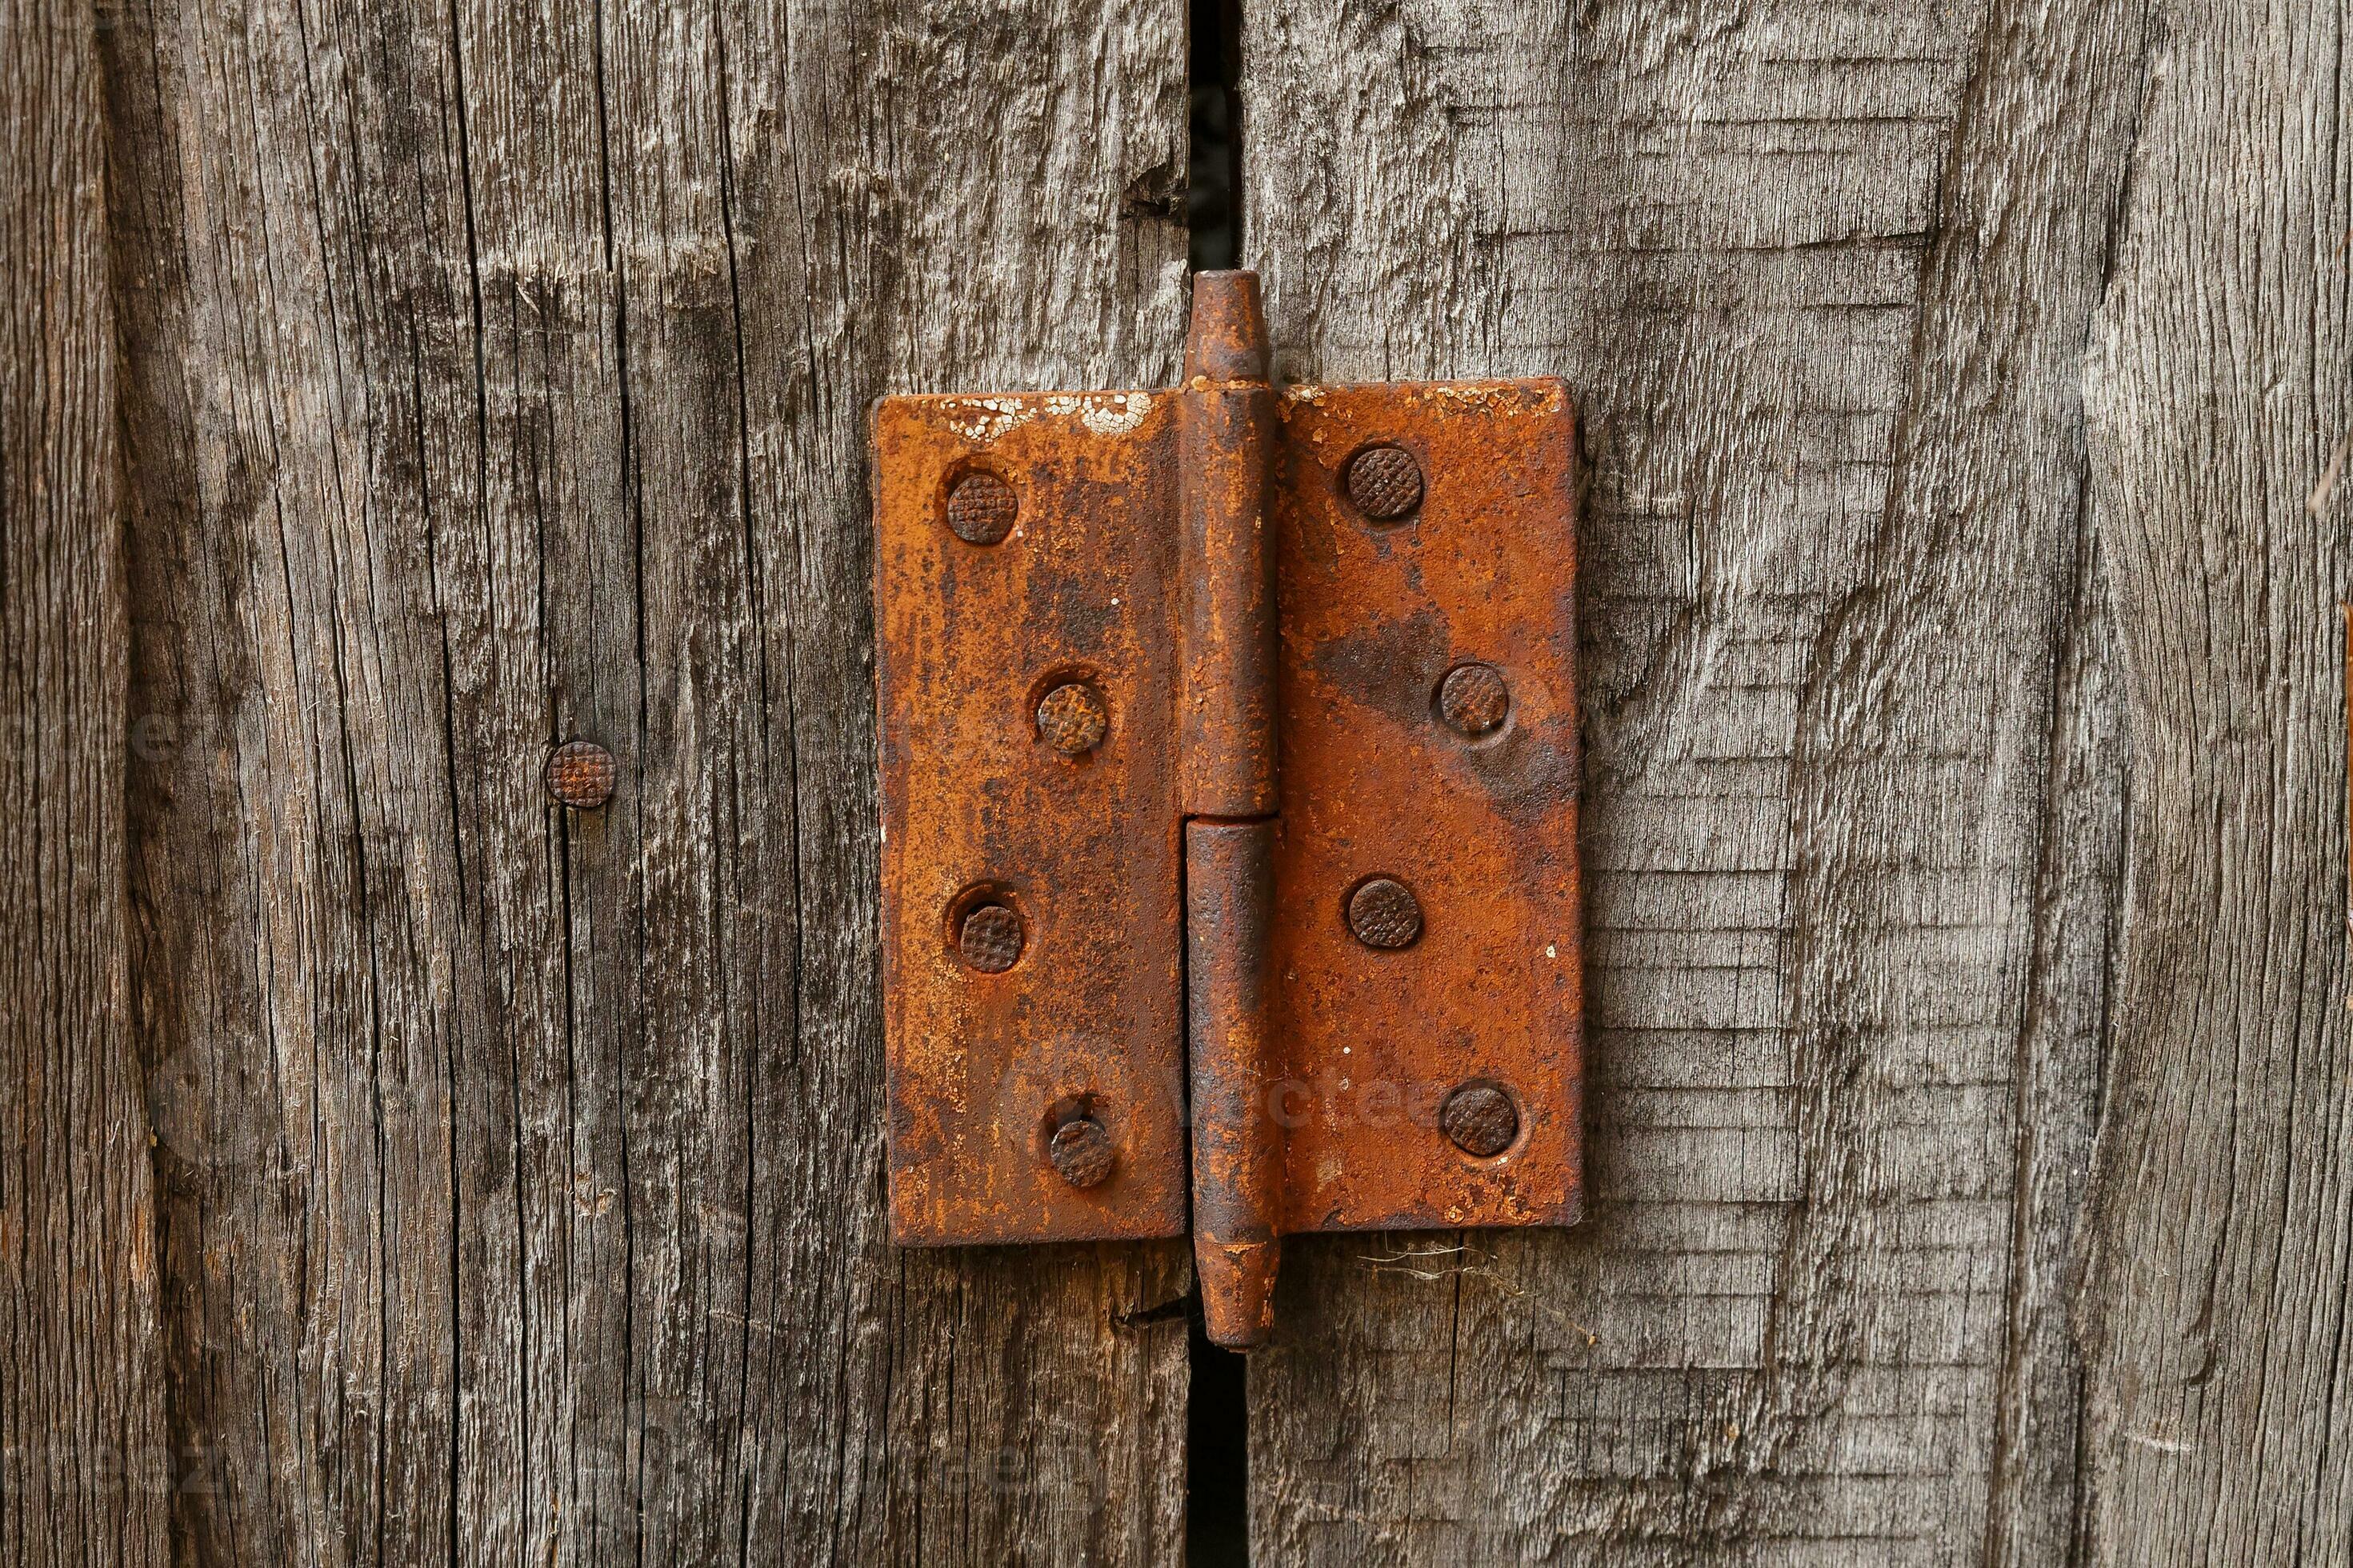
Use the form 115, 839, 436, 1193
98, 0, 1191, 1561
0, 0, 171, 1562
2075, 0, 2353, 1556
1227, 0, 2304, 1558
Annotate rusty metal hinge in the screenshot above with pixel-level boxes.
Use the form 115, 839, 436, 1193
874, 272, 1584, 1349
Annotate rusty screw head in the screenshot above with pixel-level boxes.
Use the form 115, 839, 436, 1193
945, 471, 1018, 545
1047, 1116, 1115, 1188
1439, 662, 1511, 737
958, 903, 1025, 973
545, 740, 616, 810
1036, 682, 1108, 755
1440, 1082, 1519, 1158
1346, 876, 1423, 949
1345, 445, 1424, 520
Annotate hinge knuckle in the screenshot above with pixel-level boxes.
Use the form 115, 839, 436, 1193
1179, 278, 1279, 820
1185, 819, 1282, 1349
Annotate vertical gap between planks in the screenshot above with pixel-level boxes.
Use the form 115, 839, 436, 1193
1185, 0, 1251, 1559
1187, 0, 1242, 274
1186, 1307, 1251, 1564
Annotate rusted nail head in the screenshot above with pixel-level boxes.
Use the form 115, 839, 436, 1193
1439, 662, 1511, 737
545, 740, 617, 810
958, 903, 1025, 973
945, 471, 1018, 545
1346, 877, 1422, 950
1346, 445, 1423, 520
1440, 1083, 1519, 1158
1036, 682, 1108, 755
1047, 1117, 1115, 1188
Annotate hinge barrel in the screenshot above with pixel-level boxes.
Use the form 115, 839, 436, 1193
1178, 272, 1279, 818
1179, 273, 1286, 1347
1185, 818, 1281, 1349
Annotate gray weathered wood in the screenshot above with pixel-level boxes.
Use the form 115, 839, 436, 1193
98, 0, 1191, 1560
30, 0, 2345, 1558
2074, 0, 2353, 1555
1235, 0, 2343, 1559
0, 0, 170, 1562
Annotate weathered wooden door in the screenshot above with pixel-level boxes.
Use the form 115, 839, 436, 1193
6, 0, 2349, 1561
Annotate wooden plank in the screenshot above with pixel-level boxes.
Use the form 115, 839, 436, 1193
2073, 0, 2353, 1554
1237, 0, 2159, 1557
0, 0, 170, 1562
98, 0, 1191, 1560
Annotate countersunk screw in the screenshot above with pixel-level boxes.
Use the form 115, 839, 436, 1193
1345, 445, 1423, 520
545, 740, 617, 810
958, 902, 1024, 973
1346, 876, 1423, 950
1439, 663, 1511, 737
1440, 1082, 1519, 1158
945, 471, 1018, 545
1047, 1116, 1115, 1188
1036, 682, 1108, 755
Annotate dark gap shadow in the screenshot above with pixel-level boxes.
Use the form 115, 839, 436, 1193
1187, 1299, 1251, 1565
1187, 0, 1242, 272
